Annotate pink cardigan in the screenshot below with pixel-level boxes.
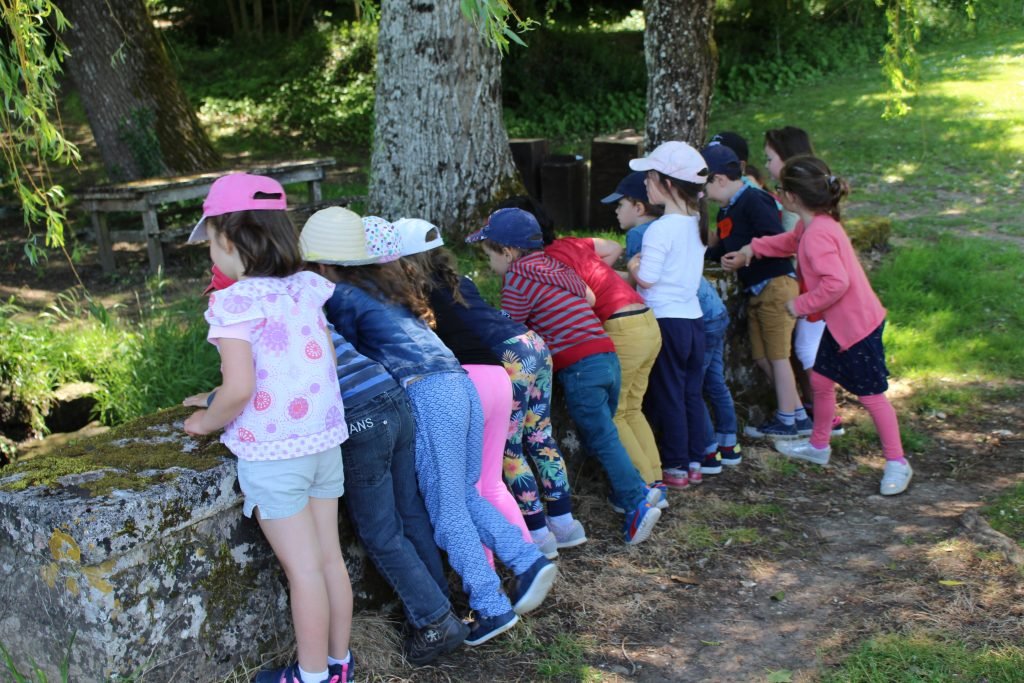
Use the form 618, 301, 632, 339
750, 214, 886, 351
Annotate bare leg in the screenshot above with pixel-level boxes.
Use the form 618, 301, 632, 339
769, 358, 801, 413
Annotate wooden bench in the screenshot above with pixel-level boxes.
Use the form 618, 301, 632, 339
77, 158, 346, 273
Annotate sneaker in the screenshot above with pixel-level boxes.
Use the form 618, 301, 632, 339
719, 444, 742, 466
774, 439, 831, 465
255, 664, 303, 683
744, 417, 800, 440
661, 467, 689, 489
688, 465, 703, 485
623, 501, 662, 545
880, 460, 913, 496
831, 415, 846, 437
609, 486, 667, 513
700, 451, 723, 474
404, 612, 469, 665
533, 531, 559, 560
327, 656, 355, 683
796, 416, 813, 436
511, 556, 558, 614
464, 610, 519, 646
547, 519, 587, 549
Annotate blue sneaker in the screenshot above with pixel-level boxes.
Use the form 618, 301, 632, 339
254, 664, 304, 683
327, 655, 355, 682
464, 610, 519, 646
700, 451, 723, 474
623, 500, 661, 545
796, 415, 813, 436
511, 556, 558, 614
743, 417, 799, 440
609, 486, 666, 513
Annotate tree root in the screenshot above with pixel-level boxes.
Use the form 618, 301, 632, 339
960, 509, 1024, 567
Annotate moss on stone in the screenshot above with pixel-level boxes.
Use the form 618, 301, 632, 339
846, 216, 892, 252
0, 405, 229, 496
199, 541, 258, 639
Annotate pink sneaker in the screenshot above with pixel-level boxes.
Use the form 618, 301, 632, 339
661, 467, 689, 489
688, 465, 703, 486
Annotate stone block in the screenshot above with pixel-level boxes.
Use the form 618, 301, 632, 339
0, 406, 389, 681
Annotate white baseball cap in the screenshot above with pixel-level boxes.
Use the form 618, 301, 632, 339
394, 218, 444, 256
629, 141, 709, 184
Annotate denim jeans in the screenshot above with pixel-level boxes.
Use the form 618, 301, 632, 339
340, 385, 450, 628
701, 314, 737, 452
557, 352, 647, 512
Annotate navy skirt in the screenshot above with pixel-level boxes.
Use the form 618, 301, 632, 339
813, 320, 889, 396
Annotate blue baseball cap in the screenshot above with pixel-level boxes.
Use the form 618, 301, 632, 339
601, 171, 650, 204
701, 142, 742, 178
465, 208, 544, 250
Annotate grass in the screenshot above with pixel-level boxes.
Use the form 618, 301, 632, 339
982, 482, 1024, 546
821, 633, 1024, 682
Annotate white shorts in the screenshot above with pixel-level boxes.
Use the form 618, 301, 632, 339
236, 445, 344, 520
794, 318, 826, 370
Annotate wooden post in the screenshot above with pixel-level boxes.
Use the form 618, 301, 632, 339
141, 208, 164, 273
508, 138, 548, 201
91, 211, 115, 274
589, 132, 643, 232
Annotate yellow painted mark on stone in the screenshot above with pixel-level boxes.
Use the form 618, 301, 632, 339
49, 529, 81, 563
65, 577, 79, 596
83, 565, 114, 594
41, 563, 58, 589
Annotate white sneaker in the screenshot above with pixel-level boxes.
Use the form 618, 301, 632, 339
533, 531, 559, 560
547, 519, 587, 549
774, 439, 831, 465
880, 460, 913, 496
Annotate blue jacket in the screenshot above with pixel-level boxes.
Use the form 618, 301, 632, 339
324, 282, 464, 386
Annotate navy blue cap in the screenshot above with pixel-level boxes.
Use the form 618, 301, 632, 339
465, 208, 544, 250
710, 131, 749, 162
600, 171, 650, 204
701, 142, 742, 177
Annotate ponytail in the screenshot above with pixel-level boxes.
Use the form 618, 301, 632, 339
652, 172, 709, 246
779, 156, 848, 221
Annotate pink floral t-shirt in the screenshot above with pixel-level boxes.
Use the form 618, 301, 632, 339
206, 271, 347, 461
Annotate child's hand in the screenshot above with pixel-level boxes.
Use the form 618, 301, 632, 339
721, 245, 753, 271
184, 410, 211, 436
627, 253, 641, 274
785, 299, 799, 318
183, 392, 211, 408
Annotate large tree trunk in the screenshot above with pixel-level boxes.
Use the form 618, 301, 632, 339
642, 0, 717, 150
369, 0, 520, 236
61, 0, 220, 181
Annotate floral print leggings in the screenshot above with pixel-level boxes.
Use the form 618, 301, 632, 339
495, 331, 573, 530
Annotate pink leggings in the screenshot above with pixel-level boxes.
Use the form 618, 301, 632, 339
809, 370, 904, 460
465, 365, 531, 565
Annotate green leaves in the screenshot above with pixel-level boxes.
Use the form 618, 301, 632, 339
0, 0, 80, 252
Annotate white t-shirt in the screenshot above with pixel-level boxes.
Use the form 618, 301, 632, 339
636, 213, 705, 319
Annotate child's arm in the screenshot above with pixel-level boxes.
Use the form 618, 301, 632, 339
184, 338, 255, 436
591, 238, 623, 267
584, 285, 597, 307
749, 231, 800, 259
499, 276, 531, 324
791, 234, 849, 317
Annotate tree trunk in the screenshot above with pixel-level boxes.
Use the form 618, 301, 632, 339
62, 0, 221, 181
642, 0, 717, 150
369, 0, 521, 236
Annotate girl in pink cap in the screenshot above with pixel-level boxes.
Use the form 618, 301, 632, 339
182, 174, 354, 683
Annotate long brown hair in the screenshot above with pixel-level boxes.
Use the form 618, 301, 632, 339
402, 246, 467, 307
764, 126, 815, 162
317, 261, 435, 326
779, 156, 849, 221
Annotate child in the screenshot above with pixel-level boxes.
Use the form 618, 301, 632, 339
763, 126, 844, 437
181, 174, 354, 683
299, 207, 467, 666
625, 142, 708, 489
604, 173, 740, 474
395, 218, 585, 557
722, 156, 912, 496
468, 208, 662, 545
702, 141, 809, 441
392, 218, 537, 557
301, 209, 557, 647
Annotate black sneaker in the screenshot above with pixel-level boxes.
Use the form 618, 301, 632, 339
404, 612, 469, 665
700, 451, 723, 474
464, 610, 519, 646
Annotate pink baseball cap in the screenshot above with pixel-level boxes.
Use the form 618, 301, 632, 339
629, 141, 709, 184
188, 173, 288, 243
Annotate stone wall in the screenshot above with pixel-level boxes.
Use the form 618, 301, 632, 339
0, 406, 390, 681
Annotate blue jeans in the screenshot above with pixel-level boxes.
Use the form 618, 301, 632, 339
341, 386, 450, 628
702, 314, 737, 452
557, 352, 646, 511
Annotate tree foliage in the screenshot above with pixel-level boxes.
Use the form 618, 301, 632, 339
877, 0, 921, 118
0, 0, 80, 260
